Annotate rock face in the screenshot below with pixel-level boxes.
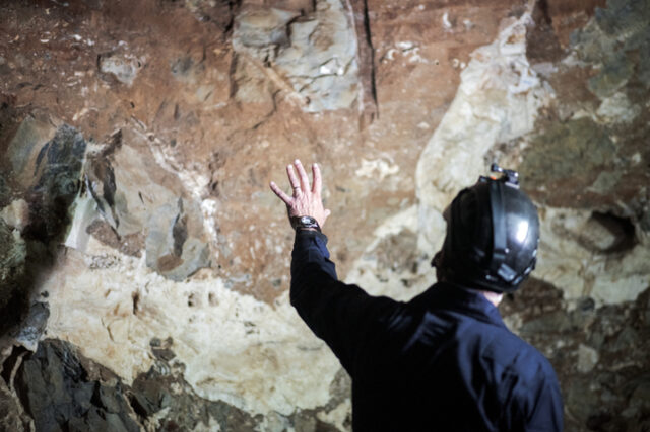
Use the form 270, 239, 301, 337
0, 0, 649, 431
232, 0, 359, 112
0, 219, 26, 333
13, 340, 140, 432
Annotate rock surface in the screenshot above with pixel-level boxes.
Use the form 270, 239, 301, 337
0, 0, 648, 430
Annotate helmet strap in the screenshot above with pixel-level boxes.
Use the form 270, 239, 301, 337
490, 180, 508, 271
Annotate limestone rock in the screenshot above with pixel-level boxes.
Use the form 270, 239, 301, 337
0, 0, 648, 430
415, 8, 550, 253
99, 52, 143, 86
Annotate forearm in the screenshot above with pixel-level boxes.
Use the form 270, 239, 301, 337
290, 230, 337, 303
289, 229, 403, 372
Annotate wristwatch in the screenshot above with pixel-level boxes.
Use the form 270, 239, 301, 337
290, 215, 321, 232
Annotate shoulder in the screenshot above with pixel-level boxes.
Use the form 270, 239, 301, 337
480, 327, 559, 389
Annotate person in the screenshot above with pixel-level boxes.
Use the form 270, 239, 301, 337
270, 160, 564, 431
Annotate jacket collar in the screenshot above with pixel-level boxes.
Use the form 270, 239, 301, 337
415, 282, 506, 328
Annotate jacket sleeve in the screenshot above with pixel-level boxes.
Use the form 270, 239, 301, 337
506, 357, 564, 432
290, 230, 401, 373
524, 365, 564, 432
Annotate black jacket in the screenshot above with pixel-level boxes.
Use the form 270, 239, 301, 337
290, 231, 563, 432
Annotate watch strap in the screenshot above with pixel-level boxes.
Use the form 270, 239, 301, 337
290, 215, 321, 232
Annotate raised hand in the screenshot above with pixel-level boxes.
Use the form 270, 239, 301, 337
269, 159, 331, 229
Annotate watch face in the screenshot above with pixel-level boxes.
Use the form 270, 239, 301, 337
300, 216, 313, 224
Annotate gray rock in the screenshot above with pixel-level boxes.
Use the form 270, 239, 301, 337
519, 310, 573, 335
145, 198, 210, 281
627, 29, 650, 87
570, 20, 616, 64
0, 377, 32, 431
0, 220, 26, 333
5, 115, 57, 189
12, 301, 50, 351
25, 124, 87, 241
565, 377, 597, 424
99, 53, 142, 86
608, 326, 638, 353
520, 117, 617, 201
595, 0, 650, 38
0, 219, 26, 288
13, 340, 139, 432
149, 337, 176, 361
0, 172, 9, 208
588, 51, 635, 98
232, 0, 359, 112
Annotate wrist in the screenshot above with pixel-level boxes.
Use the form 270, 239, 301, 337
290, 215, 321, 232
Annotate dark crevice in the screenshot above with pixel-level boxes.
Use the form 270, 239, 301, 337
348, 0, 379, 129
128, 393, 150, 419
1, 345, 28, 385
362, 0, 378, 115
536, 0, 552, 25
591, 211, 637, 253
132, 292, 140, 316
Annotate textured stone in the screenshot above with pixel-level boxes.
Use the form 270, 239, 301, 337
0, 199, 29, 232
415, 8, 551, 253
13, 340, 140, 432
588, 51, 635, 98
25, 124, 87, 241
0, 220, 25, 289
577, 344, 599, 372
0, 378, 33, 431
99, 53, 143, 86
594, 0, 650, 37
571, 0, 650, 98
520, 118, 616, 201
11, 301, 49, 352
0, 220, 26, 333
596, 91, 641, 123
0, 0, 648, 430
63, 129, 211, 280
233, 0, 359, 112
4, 115, 57, 190
145, 197, 210, 281
130, 363, 262, 431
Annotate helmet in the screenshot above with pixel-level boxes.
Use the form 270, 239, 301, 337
434, 164, 539, 293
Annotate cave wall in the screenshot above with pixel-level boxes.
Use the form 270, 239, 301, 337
0, 0, 649, 430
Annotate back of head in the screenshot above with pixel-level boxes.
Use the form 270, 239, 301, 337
435, 165, 539, 293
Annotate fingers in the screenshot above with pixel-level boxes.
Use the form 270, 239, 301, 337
269, 181, 292, 206
294, 159, 311, 192
286, 164, 302, 196
312, 163, 322, 195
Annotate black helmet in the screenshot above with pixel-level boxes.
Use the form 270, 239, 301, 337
434, 164, 539, 293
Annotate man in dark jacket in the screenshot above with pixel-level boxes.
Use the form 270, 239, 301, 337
270, 160, 564, 431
